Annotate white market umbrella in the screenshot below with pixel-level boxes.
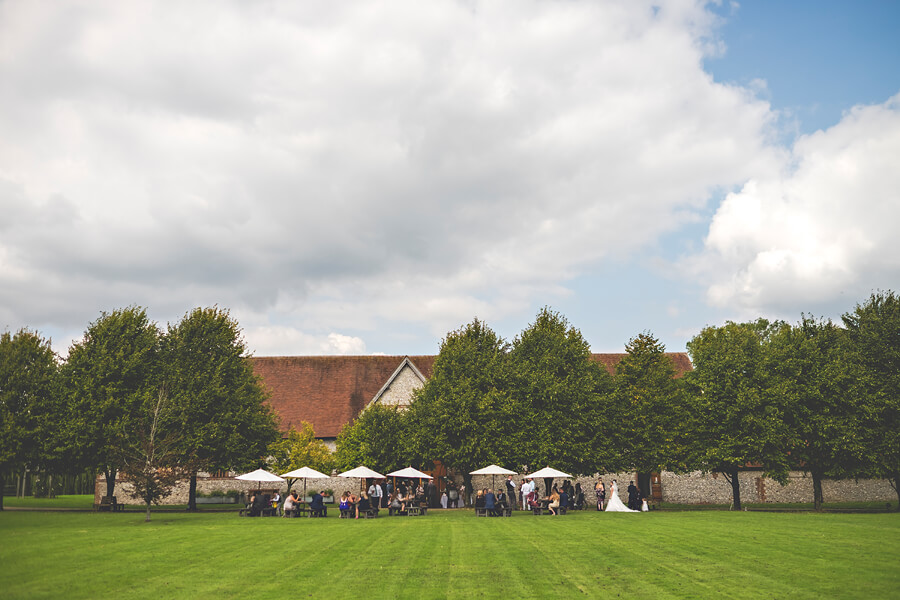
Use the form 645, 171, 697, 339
235, 469, 285, 493
337, 466, 386, 479
338, 466, 386, 497
526, 467, 572, 497
469, 464, 517, 491
281, 466, 329, 502
387, 467, 433, 479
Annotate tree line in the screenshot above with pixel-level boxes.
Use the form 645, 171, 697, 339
334, 292, 899, 510
2, 292, 897, 515
0, 306, 280, 519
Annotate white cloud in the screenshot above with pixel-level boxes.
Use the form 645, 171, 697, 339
0, 0, 783, 352
689, 93, 900, 315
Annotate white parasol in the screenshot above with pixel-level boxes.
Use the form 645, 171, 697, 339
469, 464, 518, 491
281, 466, 329, 502
387, 467, 432, 479
235, 468, 285, 494
338, 465, 386, 498
526, 466, 572, 497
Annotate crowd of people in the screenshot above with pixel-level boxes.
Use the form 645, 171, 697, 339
247, 475, 649, 518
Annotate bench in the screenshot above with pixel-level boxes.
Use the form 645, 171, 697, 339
94, 496, 123, 512
307, 507, 326, 518
475, 507, 488, 517
361, 507, 379, 519
407, 506, 424, 516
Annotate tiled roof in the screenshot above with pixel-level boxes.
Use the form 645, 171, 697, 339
250, 352, 691, 438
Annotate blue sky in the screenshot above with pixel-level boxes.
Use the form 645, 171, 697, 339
1, 0, 898, 357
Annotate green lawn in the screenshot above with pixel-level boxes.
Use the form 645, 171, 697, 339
1, 508, 897, 599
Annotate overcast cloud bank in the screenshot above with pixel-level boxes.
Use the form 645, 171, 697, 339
0, 0, 896, 355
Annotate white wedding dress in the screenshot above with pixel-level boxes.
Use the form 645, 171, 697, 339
605, 482, 638, 512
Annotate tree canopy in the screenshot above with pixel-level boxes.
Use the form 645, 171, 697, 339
61, 307, 160, 498
163, 307, 280, 509
0, 329, 61, 510
684, 320, 789, 509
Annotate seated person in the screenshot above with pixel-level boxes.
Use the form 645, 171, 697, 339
548, 490, 560, 516
485, 489, 497, 517
389, 492, 403, 514
474, 490, 485, 509
355, 492, 371, 519
271, 491, 281, 509
558, 490, 568, 512
282, 491, 295, 516
309, 490, 327, 517
339, 492, 352, 516
496, 491, 508, 509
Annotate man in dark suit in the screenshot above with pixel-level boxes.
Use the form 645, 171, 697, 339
309, 490, 327, 517
627, 481, 639, 511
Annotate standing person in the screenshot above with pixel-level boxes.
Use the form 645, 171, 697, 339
459, 483, 466, 508
595, 478, 606, 511
448, 483, 459, 508
380, 480, 390, 508
369, 479, 384, 508
505, 476, 517, 510
627, 481, 639, 511
574, 482, 584, 510
520, 479, 527, 510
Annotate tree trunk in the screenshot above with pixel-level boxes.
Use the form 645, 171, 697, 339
104, 469, 116, 498
0, 471, 5, 510
48, 474, 54, 499
145, 501, 152, 522
723, 468, 741, 510
544, 477, 553, 497
812, 471, 824, 511
187, 474, 198, 511
889, 474, 899, 512
462, 474, 473, 507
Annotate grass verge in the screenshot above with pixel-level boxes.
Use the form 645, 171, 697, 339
1, 508, 897, 599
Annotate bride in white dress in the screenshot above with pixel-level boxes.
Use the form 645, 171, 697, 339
605, 480, 638, 512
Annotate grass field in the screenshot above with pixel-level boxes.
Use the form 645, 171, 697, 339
1, 506, 898, 599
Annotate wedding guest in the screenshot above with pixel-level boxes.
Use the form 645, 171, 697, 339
282, 491, 295, 517
595, 478, 606, 511
355, 492, 371, 519
309, 490, 327, 517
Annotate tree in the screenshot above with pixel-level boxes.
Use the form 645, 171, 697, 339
684, 320, 790, 509
268, 422, 334, 493
117, 387, 192, 522
405, 318, 510, 494
0, 329, 60, 510
612, 332, 690, 478
507, 308, 612, 492
768, 316, 863, 510
334, 403, 409, 474
62, 307, 160, 499
163, 307, 280, 510
843, 291, 900, 509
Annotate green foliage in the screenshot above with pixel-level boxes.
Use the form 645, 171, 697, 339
768, 316, 863, 509
61, 307, 159, 493
268, 422, 334, 489
612, 332, 689, 474
684, 320, 790, 507
406, 318, 510, 478
163, 307, 280, 476
843, 291, 900, 504
334, 402, 409, 473
0, 329, 61, 479
506, 308, 613, 476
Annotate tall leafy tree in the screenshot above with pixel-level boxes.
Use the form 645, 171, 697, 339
164, 307, 280, 510
843, 291, 900, 509
768, 316, 863, 510
684, 320, 790, 509
612, 332, 689, 477
334, 403, 409, 474
0, 329, 60, 510
268, 422, 334, 492
507, 308, 611, 490
62, 307, 160, 498
405, 318, 510, 494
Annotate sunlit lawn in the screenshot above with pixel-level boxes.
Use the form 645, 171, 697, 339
1, 504, 897, 599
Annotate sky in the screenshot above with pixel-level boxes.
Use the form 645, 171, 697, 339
1, 0, 898, 358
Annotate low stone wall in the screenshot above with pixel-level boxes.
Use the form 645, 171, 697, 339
660, 470, 896, 504
97, 470, 896, 506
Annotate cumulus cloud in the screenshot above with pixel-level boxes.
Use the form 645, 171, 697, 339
0, 0, 783, 353
687, 93, 900, 317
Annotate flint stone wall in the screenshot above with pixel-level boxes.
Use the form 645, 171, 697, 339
98, 470, 895, 506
